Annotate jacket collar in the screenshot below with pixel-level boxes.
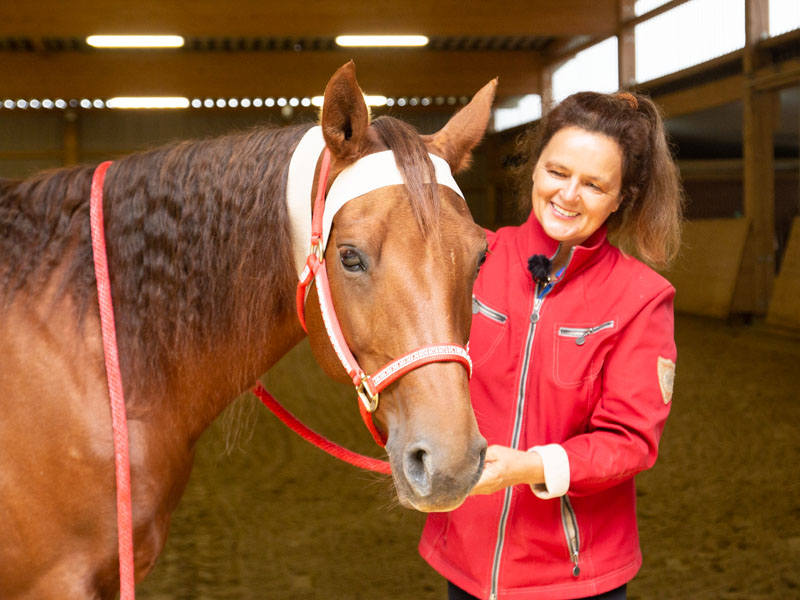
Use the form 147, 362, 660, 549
515, 210, 610, 284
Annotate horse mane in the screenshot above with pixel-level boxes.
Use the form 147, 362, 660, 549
0, 116, 442, 402
1, 124, 311, 398
370, 116, 442, 241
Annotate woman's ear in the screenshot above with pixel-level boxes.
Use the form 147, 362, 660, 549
423, 78, 498, 174
320, 61, 370, 163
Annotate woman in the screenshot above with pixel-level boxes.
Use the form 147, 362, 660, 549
419, 91, 684, 600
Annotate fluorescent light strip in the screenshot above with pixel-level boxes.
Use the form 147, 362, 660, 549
335, 35, 428, 47
311, 95, 388, 107
86, 35, 185, 48
0, 95, 467, 111
106, 97, 189, 109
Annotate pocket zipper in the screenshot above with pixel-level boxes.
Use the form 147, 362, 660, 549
560, 496, 581, 577
472, 296, 508, 324
557, 320, 615, 346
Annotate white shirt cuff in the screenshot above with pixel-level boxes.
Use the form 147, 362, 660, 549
528, 444, 570, 499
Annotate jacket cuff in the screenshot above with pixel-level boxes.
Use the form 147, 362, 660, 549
528, 444, 570, 499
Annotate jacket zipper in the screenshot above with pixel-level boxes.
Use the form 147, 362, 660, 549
561, 496, 581, 576
557, 320, 615, 346
488, 246, 574, 599
488, 289, 544, 600
472, 296, 508, 324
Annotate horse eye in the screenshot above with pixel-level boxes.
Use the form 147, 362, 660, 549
339, 248, 365, 272
476, 250, 488, 274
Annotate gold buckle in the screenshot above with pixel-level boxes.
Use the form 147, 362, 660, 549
311, 238, 324, 262
357, 375, 380, 413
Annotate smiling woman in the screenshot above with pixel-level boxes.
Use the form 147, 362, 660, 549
419, 90, 685, 600
531, 125, 624, 252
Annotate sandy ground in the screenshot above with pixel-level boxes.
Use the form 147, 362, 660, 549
136, 315, 800, 599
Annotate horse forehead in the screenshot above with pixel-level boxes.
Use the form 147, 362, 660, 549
334, 187, 476, 244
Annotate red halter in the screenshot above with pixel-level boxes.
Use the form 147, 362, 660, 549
295, 147, 472, 446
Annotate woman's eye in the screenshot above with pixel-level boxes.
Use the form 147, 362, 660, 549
340, 248, 365, 272
549, 169, 566, 178
586, 182, 602, 192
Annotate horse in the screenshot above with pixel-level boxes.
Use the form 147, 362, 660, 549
0, 62, 496, 597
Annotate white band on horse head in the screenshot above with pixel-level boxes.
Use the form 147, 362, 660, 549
286, 125, 464, 276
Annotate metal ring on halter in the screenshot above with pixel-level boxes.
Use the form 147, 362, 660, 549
357, 374, 380, 413
311, 238, 324, 262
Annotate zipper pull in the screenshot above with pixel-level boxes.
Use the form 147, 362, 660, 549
572, 551, 581, 576
530, 296, 543, 324
576, 324, 596, 346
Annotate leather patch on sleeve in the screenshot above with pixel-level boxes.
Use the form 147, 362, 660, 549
658, 357, 676, 404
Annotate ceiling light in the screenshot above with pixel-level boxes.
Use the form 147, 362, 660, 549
106, 97, 189, 109
311, 95, 388, 107
335, 35, 429, 47
87, 35, 185, 48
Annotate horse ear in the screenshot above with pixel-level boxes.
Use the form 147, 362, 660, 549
321, 61, 370, 162
425, 78, 498, 174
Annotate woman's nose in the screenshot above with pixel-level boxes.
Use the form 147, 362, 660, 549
560, 178, 580, 202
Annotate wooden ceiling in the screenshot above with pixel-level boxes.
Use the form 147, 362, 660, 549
0, 0, 618, 102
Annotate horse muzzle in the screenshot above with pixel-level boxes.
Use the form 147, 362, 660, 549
389, 433, 487, 512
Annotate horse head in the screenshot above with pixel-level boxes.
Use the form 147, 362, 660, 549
304, 63, 495, 512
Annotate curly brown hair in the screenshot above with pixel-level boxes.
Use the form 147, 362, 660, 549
513, 91, 684, 269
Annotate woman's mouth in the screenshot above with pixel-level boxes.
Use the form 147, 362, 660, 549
551, 202, 579, 218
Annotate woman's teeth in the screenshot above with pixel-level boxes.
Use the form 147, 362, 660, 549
552, 203, 579, 217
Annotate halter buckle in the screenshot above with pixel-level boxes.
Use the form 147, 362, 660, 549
356, 374, 380, 413
310, 235, 324, 262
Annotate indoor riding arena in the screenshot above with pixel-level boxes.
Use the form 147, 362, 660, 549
1, 1, 798, 599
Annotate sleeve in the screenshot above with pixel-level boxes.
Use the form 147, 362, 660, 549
528, 444, 570, 499
559, 284, 676, 497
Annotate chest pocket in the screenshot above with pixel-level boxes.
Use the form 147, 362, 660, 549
469, 295, 509, 368
554, 320, 616, 387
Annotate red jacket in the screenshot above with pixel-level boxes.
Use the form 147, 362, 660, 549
419, 212, 676, 600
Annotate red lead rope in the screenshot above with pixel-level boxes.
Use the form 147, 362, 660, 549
253, 383, 391, 474
89, 161, 136, 599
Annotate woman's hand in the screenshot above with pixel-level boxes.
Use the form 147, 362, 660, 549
471, 444, 545, 495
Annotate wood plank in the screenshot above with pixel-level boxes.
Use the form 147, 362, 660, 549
0, 0, 617, 37
0, 51, 542, 100
663, 218, 750, 318
653, 74, 744, 118
751, 59, 800, 92
741, 0, 777, 315
617, 0, 636, 89
767, 217, 800, 329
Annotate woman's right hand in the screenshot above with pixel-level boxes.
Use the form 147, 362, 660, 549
471, 444, 544, 495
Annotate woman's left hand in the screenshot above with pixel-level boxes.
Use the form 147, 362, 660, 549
471, 444, 544, 495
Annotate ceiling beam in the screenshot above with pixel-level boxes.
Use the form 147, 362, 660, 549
653, 75, 744, 118
0, 51, 542, 100
0, 0, 617, 37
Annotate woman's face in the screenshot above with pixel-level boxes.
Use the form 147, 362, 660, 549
531, 126, 623, 249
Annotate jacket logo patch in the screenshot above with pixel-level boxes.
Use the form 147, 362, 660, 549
657, 357, 675, 404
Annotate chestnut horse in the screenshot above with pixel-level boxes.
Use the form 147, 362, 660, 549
0, 63, 495, 597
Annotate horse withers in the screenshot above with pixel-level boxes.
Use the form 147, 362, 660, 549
0, 62, 495, 596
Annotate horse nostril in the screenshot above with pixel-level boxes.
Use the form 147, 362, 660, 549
403, 442, 432, 497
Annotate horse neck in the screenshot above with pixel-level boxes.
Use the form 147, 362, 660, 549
103, 124, 311, 437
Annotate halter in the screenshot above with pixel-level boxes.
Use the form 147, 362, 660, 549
290, 127, 473, 446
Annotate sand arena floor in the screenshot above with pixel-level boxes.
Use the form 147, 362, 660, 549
137, 315, 800, 599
